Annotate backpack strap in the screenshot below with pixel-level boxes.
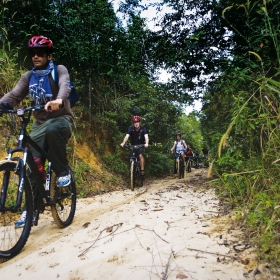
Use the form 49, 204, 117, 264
51, 65, 58, 84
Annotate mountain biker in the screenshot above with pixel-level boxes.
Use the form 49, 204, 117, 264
170, 133, 188, 174
193, 148, 199, 168
185, 145, 194, 157
0, 35, 74, 227
120, 116, 149, 176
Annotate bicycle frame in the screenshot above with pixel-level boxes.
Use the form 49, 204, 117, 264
1, 106, 57, 214
124, 144, 144, 190
175, 151, 185, 178
0, 104, 77, 259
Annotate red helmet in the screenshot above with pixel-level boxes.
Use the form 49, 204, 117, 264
131, 115, 141, 122
28, 36, 53, 50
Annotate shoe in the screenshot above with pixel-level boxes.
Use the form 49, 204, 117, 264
15, 211, 37, 228
141, 171, 145, 176
57, 173, 71, 187
15, 211, 27, 228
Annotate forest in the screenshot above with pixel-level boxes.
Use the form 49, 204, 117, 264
0, 0, 280, 273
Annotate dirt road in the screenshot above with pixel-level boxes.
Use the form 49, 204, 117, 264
0, 168, 264, 280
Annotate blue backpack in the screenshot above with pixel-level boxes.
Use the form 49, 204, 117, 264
29, 65, 80, 108
50, 65, 79, 108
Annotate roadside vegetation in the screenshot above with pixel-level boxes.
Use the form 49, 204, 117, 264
0, 0, 279, 275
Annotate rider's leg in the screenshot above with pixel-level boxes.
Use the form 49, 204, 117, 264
45, 117, 73, 177
30, 117, 73, 177
139, 154, 145, 175
175, 153, 179, 174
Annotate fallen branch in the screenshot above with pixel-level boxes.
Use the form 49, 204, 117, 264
78, 223, 169, 258
162, 251, 172, 280
78, 223, 123, 257
186, 247, 233, 259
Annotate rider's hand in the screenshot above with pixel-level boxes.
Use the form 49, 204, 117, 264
145, 144, 148, 148
120, 143, 124, 147
45, 99, 63, 112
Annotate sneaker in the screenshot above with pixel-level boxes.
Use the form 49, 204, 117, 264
57, 173, 71, 187
15, 211, 37, 228
141, 171, 145, 176
15, 211, 27, 228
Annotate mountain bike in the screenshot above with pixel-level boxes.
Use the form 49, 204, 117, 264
186, 156, 197, 173
175, 151, 185, 179
198, 155, 209, 168
124, 144, 145, 191
0, 103, 77, 260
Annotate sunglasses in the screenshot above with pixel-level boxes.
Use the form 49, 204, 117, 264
29, 50, 47, 57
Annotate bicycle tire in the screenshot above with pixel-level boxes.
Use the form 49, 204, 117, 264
178, 156, 184, 179
187, 159, 191, 173
0, 160, 33, 259
180, 158, 185, 178
130, 161, 135, 191
177, 159, 180, 179
51, 168, 77, 228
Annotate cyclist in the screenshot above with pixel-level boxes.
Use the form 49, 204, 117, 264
185, 145, 194, 157
193, 148, 199, 168
170, 133, 188, 174
120, 116, 149, 176
0, 35, 74, 227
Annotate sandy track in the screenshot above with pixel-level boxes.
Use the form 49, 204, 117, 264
0, 169, 264, 280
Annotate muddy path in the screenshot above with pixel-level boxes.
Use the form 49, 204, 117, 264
0, 168, 269, 280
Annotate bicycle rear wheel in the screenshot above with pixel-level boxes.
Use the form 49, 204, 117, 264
130, 161, 135, 191
0, 160, 33, 259
51, 168, 76, 228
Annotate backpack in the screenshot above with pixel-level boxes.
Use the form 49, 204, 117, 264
51, 65, 79, 108
29, 65, 80, 108
175, 140, 185, 148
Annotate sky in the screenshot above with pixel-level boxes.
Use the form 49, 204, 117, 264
112, 0, 202, 114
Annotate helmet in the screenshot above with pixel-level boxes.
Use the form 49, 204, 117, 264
28, 36, 53, 51
175, 132, 181, 137
131, 115, 141, 123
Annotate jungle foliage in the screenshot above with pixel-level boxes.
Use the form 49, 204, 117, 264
1, 0, 280, 272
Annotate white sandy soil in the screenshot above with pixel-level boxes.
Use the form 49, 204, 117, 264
0, 169, 264, 280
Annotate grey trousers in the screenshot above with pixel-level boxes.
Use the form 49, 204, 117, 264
29, 117, 73, 177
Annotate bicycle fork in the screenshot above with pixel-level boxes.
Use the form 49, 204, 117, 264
0, 146, 28, 213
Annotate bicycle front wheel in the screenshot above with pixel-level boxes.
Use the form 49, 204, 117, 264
187, 160, 191, 173
0, 160, 33, 259
130, 161, 135, 191
179, 158, 184, 179
51, 168, 77, 228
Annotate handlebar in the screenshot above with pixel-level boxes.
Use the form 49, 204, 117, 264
124, 144, 145, 150
0, 104, 45, 115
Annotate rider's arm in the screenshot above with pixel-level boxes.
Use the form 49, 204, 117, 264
120, 134, 130, 147
0, 71, 30, 107
45, 65, 71, 111
170, 142, 176, 153
144, 134, 149, 148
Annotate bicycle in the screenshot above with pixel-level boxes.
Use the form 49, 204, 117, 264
0, 103, 77, 260
186, 156, 200, 173
198, 155, 209, 168
124, 144, 145, 191
175, 151, 185, 179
